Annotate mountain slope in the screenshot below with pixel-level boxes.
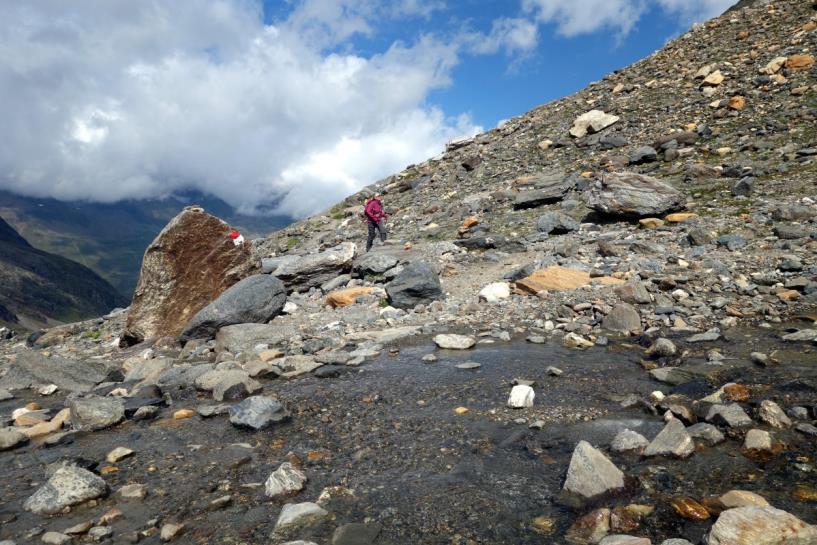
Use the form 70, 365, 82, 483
257, 0, 817, 256
0, 190, 291, 297
0, 215, 128, 329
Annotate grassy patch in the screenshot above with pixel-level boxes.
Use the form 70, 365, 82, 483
287, 236, 299, 249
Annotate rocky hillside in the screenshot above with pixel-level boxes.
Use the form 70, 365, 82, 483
1, 2, 816, 545
259, 0, 816, 260
0, 215, 127, 329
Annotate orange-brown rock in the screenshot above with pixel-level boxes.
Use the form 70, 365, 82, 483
639, 218, 664, 229
458, 216, 480, 236
728, 96, 746, 110
514, 266, 624, 295
723, 383, 750, 402
785, 55, 815, 71
665, 213, 699, 223
123, 207, 255, 344
670, 497, 711, 521
326, 287, 376, 308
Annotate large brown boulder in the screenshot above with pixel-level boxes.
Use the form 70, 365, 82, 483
123, 207, 255, 345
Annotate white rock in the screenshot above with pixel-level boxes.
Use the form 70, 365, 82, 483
507, 385, 535, 409
479, 282, 511, 303
707, 505, 817, 545
265, 462, 307, 498
274, 502, 328, 533
563, 440, 625, 498
283, 302, 298, 314
569, 110, 620, 138
433, 334, 476, 350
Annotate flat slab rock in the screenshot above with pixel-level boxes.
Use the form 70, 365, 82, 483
68, 395, 125, 432
274, 502, 328, 533
24, 466, 108, 515
586, 171, 685, 218
515, 266, 623, 295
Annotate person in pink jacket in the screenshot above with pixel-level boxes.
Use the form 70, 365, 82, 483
364, 193, 387, 252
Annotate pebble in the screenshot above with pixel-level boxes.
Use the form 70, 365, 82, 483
106, 447, 134, 463
160, 523, 185, 542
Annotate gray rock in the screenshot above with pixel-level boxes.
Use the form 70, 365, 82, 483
0, 428, 28, 451
563, 440, 625, 498
180, 275, 287, 341
332, 523, 382, 545
229, 396, 290, 430
687, 423, 725, 444
0, 388, 13, 401
758, 400, 791, 429
23, 466, 108, 515
649, 367, 695, 385
261, 255, 299, 275
569, 110, 620, 138
743, 429, 773, 451
610, 429, 649, 453
646, 338, 677, 358
717, 235, 747, 251
731, 177, 753, 197
706, 404, 752, 427
274, 502, 328, 533
279, 355, 323, 378
321, 274, 352, 292
795, 423, 817, 437
456, 361, 481, 370
687, 328, 721, 343
353, 253, 398, 277
513, 183, 570, 210
275, 243, 356, 292
537, 211, 579, 234
629, 146, 658, 164
774, 224, 808, 240
124, 358, 173, 383
706, 506, 817, 545
586, 172, 685, 218
603, 303, 641, 334
660, 540, 693, 545
615, 282, 652, 305
265, 462, 307, 498
385, 261, 443, 309
215, 323, 293, 354
69, 395, 125, 432
643, 418, 694, 458
195, 369, 261, 401
782, 329, 817, 342
41, 532, 71, 545
0, 353, 117, 393
688, 227, 714, 246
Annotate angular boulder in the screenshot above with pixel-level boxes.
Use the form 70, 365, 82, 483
706, 506, 817, 545
265, 462, 307, 498
434, 334, 476, 350
353, 253, 398, 277
24, 466, 108, 515
643, 418, 694, 458
563, 440, 625, 498
123, 207, 255, 344
69, 395, 125, 432
537, 211, 580, 234
274, 243, 356, 292
570, 110, 620, 138
586, 172, 685, 218
229, 396, 290, 430
385, 261, 443, 309
603, 303, 642, 334
180, 275, 286, 341
275, 502, 328, 534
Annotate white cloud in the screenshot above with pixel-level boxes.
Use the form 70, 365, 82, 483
469, 17, 540, 55
0, 0, 475, 218
522, 0, 738, 38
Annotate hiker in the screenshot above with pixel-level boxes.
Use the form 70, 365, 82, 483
364, 193, 387, 252
228, 228, 244, 246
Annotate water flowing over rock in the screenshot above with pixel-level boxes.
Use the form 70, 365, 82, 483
123, 207, 255, 344
385, 261, 443, 309
586, 172, 685, 218
180, 275, 286, 341
24, 466, 108, 515
563, 441, 625, 498
274, 243, 356, 292
706, 506, 817, 545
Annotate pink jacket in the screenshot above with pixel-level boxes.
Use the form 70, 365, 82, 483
364, 198, 386, 223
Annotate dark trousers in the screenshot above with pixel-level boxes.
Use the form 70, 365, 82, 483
366, 220, 387, 252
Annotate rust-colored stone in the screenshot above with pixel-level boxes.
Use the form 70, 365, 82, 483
670, 497, 710, 521
786, 54, 815, 71
514, 266, 623, 295
728, 96, 747, 110
565, 508, 611, 545
123, 207, 255, 344
723, 383, 750, 402
611, 506, 641, 533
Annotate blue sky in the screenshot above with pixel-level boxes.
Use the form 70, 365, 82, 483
0, 0, 736, 217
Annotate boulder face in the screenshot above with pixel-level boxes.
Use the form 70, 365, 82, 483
123, 207, 255, 345
180, 274, 287, 341
274, 242, 356, 292
586, 172, 686, 218
385, 261, 443, 309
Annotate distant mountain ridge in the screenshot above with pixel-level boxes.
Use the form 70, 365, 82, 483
0, 215, 128, 329
0, 190, 291, 297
